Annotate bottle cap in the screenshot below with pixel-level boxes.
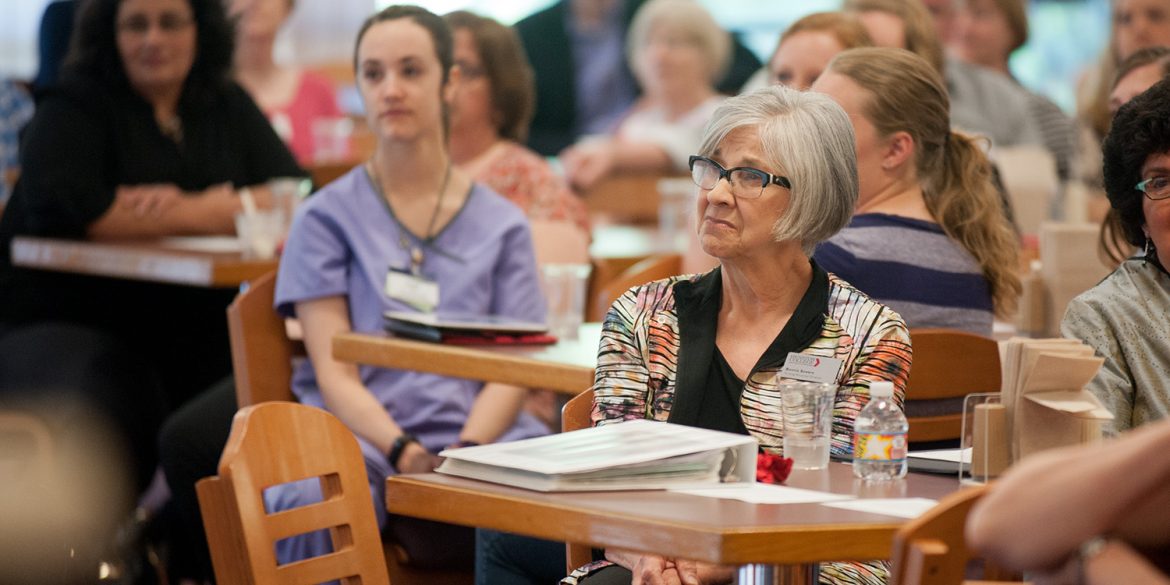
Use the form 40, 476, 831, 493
869, 381, 894, 398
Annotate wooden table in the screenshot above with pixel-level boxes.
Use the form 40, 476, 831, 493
387, 463, 960, 583
333, 323, 601, 395
10, 235, 277, 288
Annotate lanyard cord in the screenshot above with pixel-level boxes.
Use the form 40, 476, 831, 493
366, 159, 452, 273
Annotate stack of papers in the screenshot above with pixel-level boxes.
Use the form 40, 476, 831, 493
670, 484, 938, 519
437, 420, 757, 492
907, 448, 970, 474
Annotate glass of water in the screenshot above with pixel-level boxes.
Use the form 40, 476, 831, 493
779, 382, 837, 470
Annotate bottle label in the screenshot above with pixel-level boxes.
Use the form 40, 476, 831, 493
854, 431, 907, 461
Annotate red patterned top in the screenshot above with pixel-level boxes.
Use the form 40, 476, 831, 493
472, 141, 589, 235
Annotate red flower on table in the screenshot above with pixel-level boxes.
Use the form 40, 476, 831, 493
756, 452, 794, 485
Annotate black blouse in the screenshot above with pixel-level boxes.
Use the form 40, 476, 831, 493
668, 263, 831, 431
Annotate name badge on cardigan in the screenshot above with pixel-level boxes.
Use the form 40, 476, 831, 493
779, 353, 843, 384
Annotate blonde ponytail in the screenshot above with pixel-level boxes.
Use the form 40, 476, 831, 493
928, 131, 1021, 318
829, 48, 1021, 319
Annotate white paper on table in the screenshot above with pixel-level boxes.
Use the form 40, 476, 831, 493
670, 483, 855, 504
821, 498, 938, 519
908, 448, 971, 463
160, 236, 243, 253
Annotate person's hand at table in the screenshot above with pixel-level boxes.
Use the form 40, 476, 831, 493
116, 183, 184, 218
396, 441, 442, 474
559, 140, 617, 191
607, 549, 733, 585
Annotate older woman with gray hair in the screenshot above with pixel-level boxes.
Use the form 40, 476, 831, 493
558, 0, 730, 190
561, 84, 913, 585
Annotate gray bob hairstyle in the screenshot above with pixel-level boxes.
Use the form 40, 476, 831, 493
697, 85, 858, 255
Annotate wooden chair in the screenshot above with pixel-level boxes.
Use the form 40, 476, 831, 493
905, 329, 1001, 445
890, 483, 1024, 585
196, 402, 390, 585
223, 271, 473, 585
226, 270, 299, 407
561, 389, 596, 573
589, 254, 682, 321
890, 484, 985, 585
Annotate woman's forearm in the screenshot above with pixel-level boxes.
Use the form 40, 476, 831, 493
459, 383, 527, 444
968, 420, 1170, 570
298, 297, 405, 455
88, 183, 242, 238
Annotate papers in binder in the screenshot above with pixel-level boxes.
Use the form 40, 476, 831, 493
436, 419, 758, 492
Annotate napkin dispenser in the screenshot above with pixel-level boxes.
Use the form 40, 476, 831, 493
1008, 351, 1111, 459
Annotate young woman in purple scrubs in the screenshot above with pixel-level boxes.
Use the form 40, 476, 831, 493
267, 4, 550, 567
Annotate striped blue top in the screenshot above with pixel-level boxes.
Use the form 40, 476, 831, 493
814, 213, 993, 336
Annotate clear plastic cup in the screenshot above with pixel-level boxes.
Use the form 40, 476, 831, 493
656, 177, 695, 253
234, 209, 286, 260
540, 263, 592, 340
779, 382, 837, 470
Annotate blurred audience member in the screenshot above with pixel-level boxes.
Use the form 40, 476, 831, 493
0, 80, 33, 202
515, 0, 641, 156
967, 419, 1170, 584
1062, 78, 1170, 435
33, 0, 77, 92
0, 0, 302, 500
812, 48, 1020, 336
1078, 0, 1170, 147
1110, 46, 1170, 112
844, 0, 1045, 150
514, 0, 759, 156
558, 0, 728, 191
768, 12, 872, 91
445, 10, 589, 235
922, 0, 960, 44
952, 0, 1078, 182
230, 0, 345, 166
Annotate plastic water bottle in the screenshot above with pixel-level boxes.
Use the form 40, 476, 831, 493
853, 381, 908, 480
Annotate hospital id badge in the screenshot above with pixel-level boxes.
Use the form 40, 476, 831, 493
385, 268, 439, 313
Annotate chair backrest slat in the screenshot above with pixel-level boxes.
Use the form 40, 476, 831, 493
906, 329, 1001, 443
197, 403, 390, 585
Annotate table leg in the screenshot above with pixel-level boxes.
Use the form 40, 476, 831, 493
734, 562, 819, 585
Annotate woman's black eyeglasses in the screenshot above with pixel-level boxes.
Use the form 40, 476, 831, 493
688, 155, 791, 199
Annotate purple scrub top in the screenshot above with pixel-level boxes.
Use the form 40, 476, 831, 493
275, 166, 550, 452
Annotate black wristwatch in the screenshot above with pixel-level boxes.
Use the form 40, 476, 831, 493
387, 433, 419, 473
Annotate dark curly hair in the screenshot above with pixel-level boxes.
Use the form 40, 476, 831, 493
1102, 77, 1170, 249
63, 0, 235, 104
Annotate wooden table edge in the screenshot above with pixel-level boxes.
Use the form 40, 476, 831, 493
10, 235, 274, 288
333, 332, 594, 395
385, 474, 906, 565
